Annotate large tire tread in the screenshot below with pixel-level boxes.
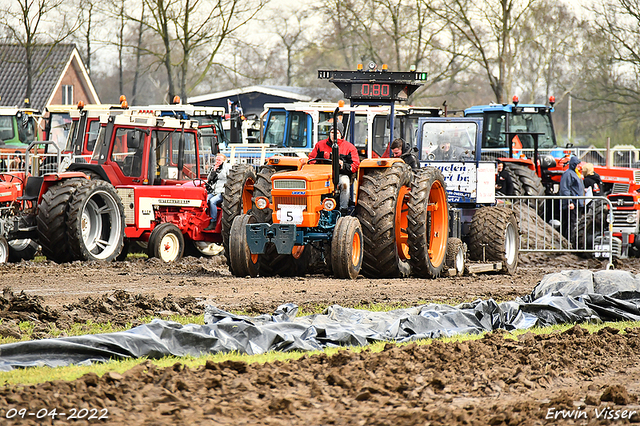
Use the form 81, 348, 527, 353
356, 162, 412, 278
407, 167, 449, 278
221, 164, 256, 268
36, 178, 86, 263
468, 206, 519, 274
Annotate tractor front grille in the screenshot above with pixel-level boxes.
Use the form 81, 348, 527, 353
612, 183, 630, 194
274, 179, 306, 190
634, 170, 640, 184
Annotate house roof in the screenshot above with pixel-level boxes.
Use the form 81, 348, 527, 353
0, 44, 99, 111
188, 86, 314, 104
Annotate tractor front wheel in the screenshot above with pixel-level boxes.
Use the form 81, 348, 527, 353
229, 214, 260, 277
331, 216, 363, 280
148, 223, 185, 263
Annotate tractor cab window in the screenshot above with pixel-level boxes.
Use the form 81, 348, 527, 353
198, 127, 217, 177
264, 111, 286, 146
288, 111, 307, 148
474, 112, 506, 148
421, 122, 477, 161
110, 128, 145, 177
17, 114, 36, 144
509, 112, 556, 149
171, 131, 197, 179
0, 116, 15, 142
86, 120, 101, 153
318, 112, 349, 142
49, 113, 72, 149
352, 114, 368, 152
64, 120, 78, 152
372, 116, 389, 157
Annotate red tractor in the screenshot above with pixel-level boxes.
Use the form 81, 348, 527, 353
64, 109, 254, 262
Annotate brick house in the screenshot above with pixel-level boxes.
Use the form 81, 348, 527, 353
0, 44, 100, 110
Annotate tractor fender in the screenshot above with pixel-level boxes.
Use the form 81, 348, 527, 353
67, 163, 111, 183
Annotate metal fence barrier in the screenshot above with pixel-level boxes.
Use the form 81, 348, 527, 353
482, 147, 640, 168
497, 195, 614, 269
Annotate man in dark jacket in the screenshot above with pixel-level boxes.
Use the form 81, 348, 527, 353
390, 138, 418, 169
308, 121, 360, 210
559, 156, 585, 241
495, 161, 515, 196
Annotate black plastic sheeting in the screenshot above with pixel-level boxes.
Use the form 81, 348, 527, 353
2, 269, 640, 371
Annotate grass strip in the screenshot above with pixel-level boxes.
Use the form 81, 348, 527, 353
1, 320, 639, 387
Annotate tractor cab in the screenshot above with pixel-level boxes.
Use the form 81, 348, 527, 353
80, 110, 207, 187
0, 107, 39, 149
64, 102, 128, 161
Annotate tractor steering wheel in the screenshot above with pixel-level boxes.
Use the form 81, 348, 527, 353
310, 158, 332, 165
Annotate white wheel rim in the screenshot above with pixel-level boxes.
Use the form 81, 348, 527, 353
0, 238, 8, 263
505, 222, 517, 265
159, 233, 180, 262
81, 190, 122, 260
455, 246, 464, 273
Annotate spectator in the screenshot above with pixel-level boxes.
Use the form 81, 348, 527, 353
495, 160, 515, 196
390, 138, 418, 169
308, 121, 360, 210
559, 156, 585, 241
582, 163, 603, 197
204, 153, 231, 231
8, 151, 23, 171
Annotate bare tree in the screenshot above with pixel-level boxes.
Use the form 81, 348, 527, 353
429, 0, 538, 103
134, 0, 265, 101
0, 0, 82, 103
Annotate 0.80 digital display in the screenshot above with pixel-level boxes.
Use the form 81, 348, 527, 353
352, 83, 391, 98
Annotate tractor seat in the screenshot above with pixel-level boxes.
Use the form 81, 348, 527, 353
16, 176, 44, 202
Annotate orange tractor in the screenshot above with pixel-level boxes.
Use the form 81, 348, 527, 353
228, 68, 449, 279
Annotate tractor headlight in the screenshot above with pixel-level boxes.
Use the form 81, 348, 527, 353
323, 198, 336, 211
627, 213, 636, 224
255, 196, 269, 210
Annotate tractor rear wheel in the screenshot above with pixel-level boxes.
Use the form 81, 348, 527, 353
331, 216, 363, 279
499, 165, 523, 196
407, 167, 449, 278
446, 237, 466, 276
505, 163, 544, 196
66, 180, 125, 262
148, 223, 185, 262
37, 178, 86, 263
356, 162, 412, 278
0, 237, 9, 263
469, 206, 519, 274
229, 214, 260, 277
221, 164, 256, 267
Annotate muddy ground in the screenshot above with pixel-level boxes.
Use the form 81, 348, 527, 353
1, 253, 640, 424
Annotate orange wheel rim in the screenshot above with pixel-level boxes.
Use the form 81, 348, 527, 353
291, 245, 305, 259
395, 185, 410, 260
352, 231, 361, 266
250, 253, 259, 264
426, 180, 448, 266
242, 178, 255, 214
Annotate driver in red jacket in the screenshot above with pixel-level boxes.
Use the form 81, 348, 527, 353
308, 121, 360, 210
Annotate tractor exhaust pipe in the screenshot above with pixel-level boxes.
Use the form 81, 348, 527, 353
332, 107, 340, 194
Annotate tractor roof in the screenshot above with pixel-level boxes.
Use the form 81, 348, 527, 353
104, 110, 199, 130
0, 107, 39, 116
465, 103, 553, 114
